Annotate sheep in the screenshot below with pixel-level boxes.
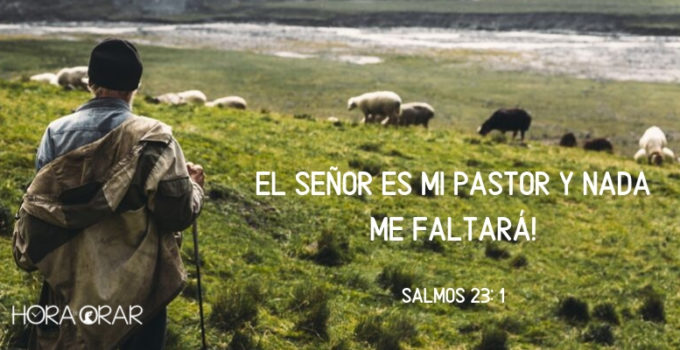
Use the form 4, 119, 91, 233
177, 90, 207, 105
30, 73, 59, 86
151, 90, 207, 106
634, 126, 675, 165
347, 91, 401, 124
56, 66, 89, 90
398, 102, 435, 128
583, 138, 613, 153
152, 93, 182, 105
559, 132, 577, 147
206, 96, 247, 110
477, 108, 532, 141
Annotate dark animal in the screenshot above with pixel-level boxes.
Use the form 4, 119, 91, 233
398, 102, 435, 128
559, 132, 577, 147
478, 108, 532, 141
583, 138, 613, 153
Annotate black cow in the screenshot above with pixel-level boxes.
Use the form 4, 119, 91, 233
478, 108, 532, 141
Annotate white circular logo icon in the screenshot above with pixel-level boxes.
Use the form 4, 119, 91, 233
79, 305, 98, 325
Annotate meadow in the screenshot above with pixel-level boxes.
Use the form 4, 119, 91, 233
2, 38, 680, 156
1, 38, 680, 348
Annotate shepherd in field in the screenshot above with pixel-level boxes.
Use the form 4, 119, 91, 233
12, 38, 205, 350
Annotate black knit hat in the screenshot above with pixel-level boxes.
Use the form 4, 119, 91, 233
88, 38, 143, 91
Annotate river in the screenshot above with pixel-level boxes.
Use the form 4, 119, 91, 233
1, 21, 680, 82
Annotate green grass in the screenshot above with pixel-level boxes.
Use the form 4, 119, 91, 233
3, 38, 680, 156
2, 37, 680, 348
1, 76, 680, 348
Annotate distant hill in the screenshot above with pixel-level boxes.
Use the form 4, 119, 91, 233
2, 0, 680, 35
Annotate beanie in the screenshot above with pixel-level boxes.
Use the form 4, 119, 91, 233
88, 38, 143, 91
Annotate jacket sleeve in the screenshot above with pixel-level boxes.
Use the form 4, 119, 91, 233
35, 126, 56, 171
145, 138, 204, 233
12, 208, 38, 272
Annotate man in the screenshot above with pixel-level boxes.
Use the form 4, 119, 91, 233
13, 38, 204, 349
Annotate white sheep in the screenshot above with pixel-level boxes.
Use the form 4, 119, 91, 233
634, 126, 675, 165
29, 73, 59, 86
206, 96, 247, 110
347, 91, 401, 124
56, 66, 89, 90
153, 90, 207, 105
154, 93, 183, 105
398, 102, 435, 128
177, 90, 207, 105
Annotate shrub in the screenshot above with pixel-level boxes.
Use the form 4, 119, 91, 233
476, 328, 508, 350
455, 289, 478, 310
331, 340, 352, 350
409, 173, 435, 197
359, 142, 381, 152
208, 185, 231, 200
343, 271, 370, 290
348, 158, 382, 176
210, 282, 260, 331
557, 296, 590, 324
422, 238, 445, 253
388, 149, 411, 159
639, 289, 665, 323
354, 314, 383, 344
294, 113, 315, 121
355, 313, 418, 350
290, 284, 330, 339
498, 316, 525, 334
582, 324, 614, 345
485, 243, 510, 260
593, 303, 620, 325
509, 254, 528, 268
242, 250, 263, 264
228, 330, 261, 350
0, 205, 14, 236
312, 230, 351, 267
376, 265, 415, 299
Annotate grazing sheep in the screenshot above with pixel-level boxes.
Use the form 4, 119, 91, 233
152, 90, 207, 105
177, 90, 207, 105
30, 73, 59, 86
206, 96, 247, 109
398, 102, 435, 128
56, 66, 89, 90
347, 91, 401, 124
478, 108, 532, 141
584, 138, 613, 153
559, 132, 577, 147
152, 93, 182, 105
327, 116, 340, 123
634, 126, 675, 165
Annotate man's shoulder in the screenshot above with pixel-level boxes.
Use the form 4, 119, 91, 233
123, 115, 174, 144
46, 111, 81, 134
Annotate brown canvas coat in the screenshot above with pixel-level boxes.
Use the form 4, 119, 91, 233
13, 115, 203, 349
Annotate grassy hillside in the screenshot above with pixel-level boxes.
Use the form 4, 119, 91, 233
3, 38, 680, 157
1, 80, 680, 348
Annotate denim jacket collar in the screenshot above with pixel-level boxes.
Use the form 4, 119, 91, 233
76, 97, 131, 112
